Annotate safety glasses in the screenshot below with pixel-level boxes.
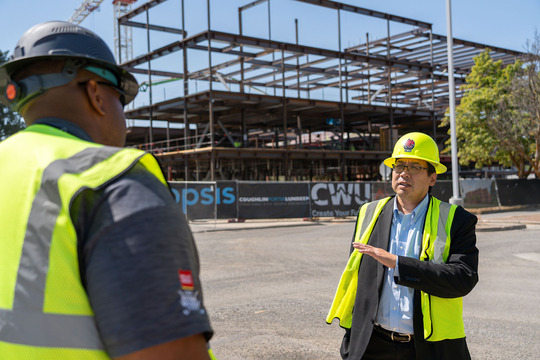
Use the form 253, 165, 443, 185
78, 81, 126, 107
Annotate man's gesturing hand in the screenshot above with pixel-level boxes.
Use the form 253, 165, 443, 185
352, 243, 397, 269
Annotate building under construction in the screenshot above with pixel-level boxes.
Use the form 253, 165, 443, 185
113, 0, 524, 181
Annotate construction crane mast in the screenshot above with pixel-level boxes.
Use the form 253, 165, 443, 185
68, 0, 104, 24
68, 0, 137, 63
113, 0, 138, 62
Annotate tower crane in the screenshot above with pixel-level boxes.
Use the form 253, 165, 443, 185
68, 0, 137, 62
67, 0, 104, 24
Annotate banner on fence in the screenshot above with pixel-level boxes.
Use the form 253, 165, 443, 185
169, 181, 237, 220
168, 179, 539, 220
310, 182, 371, 218
496, 179, 540, 206
238, 182, 310, 219
461, 179, 499, 207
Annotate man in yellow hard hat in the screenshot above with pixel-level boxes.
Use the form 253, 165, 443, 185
326, 132, 478, 360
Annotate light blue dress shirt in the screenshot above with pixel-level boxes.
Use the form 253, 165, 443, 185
375, 194, 429, 334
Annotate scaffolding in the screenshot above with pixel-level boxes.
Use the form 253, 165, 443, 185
113, 0, 138, 62
118, 0, 524, 181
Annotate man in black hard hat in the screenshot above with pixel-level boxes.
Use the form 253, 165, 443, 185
0, 21, 214, 359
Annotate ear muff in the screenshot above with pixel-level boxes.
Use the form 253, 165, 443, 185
5, 82, 22, 103
2, 60, 82, 112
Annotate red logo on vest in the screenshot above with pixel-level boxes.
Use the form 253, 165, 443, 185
178, 270, 194, 290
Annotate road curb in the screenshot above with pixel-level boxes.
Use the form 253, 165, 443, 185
476, 224, 527, 232
190, 221, 323, 233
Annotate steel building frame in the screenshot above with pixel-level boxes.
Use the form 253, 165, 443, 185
118, 0, 524, 181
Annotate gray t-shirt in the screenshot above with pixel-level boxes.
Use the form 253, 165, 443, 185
70, 150, 212, 357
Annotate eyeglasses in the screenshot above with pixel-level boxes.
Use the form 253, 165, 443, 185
392, 163, 428, 174
78, 81, 126, 107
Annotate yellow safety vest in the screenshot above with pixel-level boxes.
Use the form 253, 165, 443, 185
327, 196, 465, 342
0, 124, 167, 359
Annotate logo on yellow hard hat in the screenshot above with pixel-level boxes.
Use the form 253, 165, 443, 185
403, 139, 415, 152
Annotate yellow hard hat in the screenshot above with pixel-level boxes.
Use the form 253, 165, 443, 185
383, 132, 447, 174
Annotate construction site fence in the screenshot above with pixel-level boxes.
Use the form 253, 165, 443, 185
168, 179, 540, 221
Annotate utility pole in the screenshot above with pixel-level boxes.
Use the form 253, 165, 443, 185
446, 0, 463, 206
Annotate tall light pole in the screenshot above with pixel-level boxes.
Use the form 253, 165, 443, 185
446, 0, 463, 206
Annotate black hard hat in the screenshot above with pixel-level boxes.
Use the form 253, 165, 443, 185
0, 21, 138, 111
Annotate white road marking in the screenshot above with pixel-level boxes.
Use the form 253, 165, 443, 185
514, 253, 540, 264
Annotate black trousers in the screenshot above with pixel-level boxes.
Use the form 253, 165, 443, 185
361, 328, 415, 360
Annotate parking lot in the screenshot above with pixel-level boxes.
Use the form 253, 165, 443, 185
194, 214, 540, 360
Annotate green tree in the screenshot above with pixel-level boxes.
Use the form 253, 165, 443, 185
441, 49, 533, 178
1, 50, 25, 141
509, 31, 540, 176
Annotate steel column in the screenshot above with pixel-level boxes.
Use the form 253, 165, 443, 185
146, 8, 154, 146
207, 0, 215, 180
182, 0, 189, 180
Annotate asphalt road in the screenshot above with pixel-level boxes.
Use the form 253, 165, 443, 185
194, 221, 540, 360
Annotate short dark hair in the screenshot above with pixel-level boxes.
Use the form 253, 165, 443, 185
426, 163, 436, 176
427, 163, 436, 193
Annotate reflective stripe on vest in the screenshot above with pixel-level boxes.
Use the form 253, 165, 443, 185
1, 147, 119, 350
420, 197, 462, 341
325, 197, 392, 329
0, 125, 167, 358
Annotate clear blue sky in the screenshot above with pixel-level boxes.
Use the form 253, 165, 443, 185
0, 0, 538, 112
1, 0, 538, 55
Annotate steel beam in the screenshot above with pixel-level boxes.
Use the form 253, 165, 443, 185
118, 0, 167, 22
294, 0, 432, 28
121, 20, 185, 35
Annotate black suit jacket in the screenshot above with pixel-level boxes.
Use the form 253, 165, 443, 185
340, 196, 479, 360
